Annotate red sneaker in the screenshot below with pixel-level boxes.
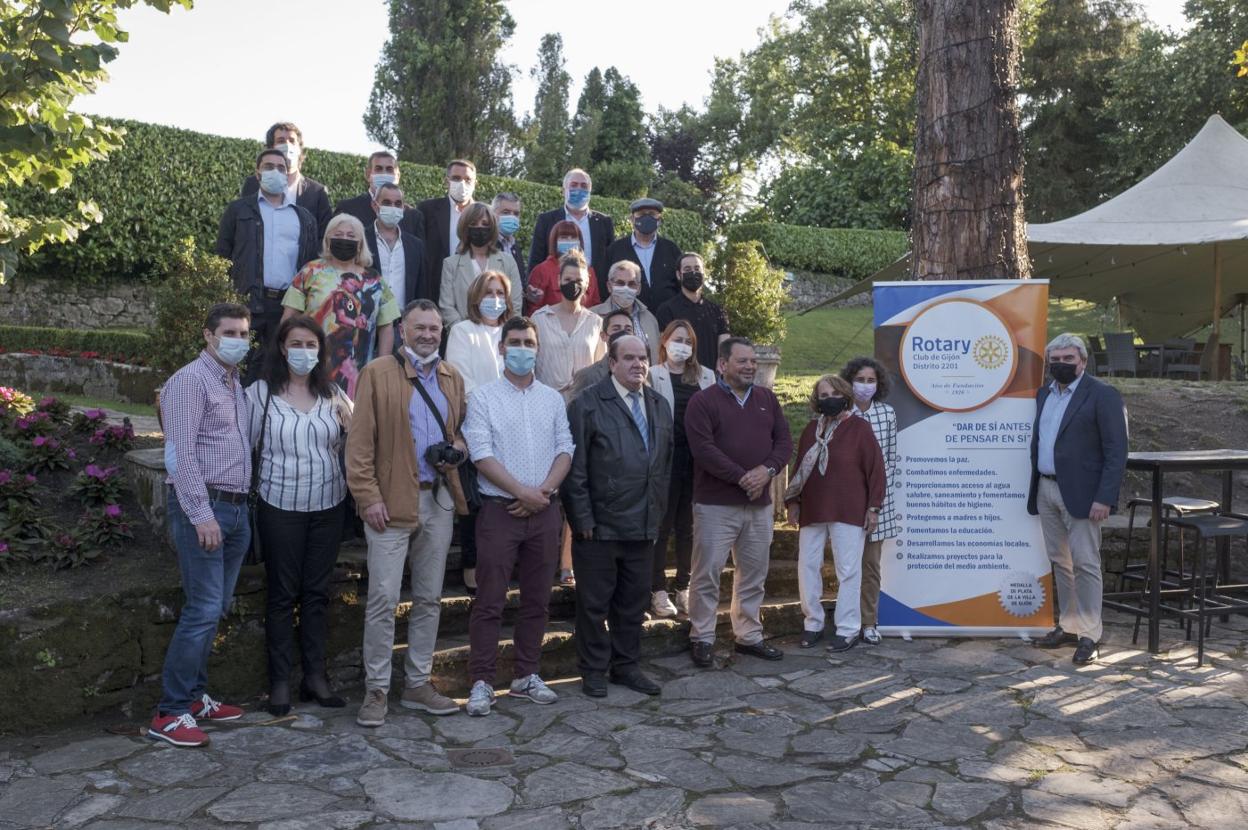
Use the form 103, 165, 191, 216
148, 713, 209, 747
190, 693, 244, 721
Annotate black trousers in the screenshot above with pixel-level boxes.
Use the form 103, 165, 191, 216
652, 446, 694, 592
257, 499, 344, 683
243, 297, 285, 387
458, 509, 478, 570
572, 537, 651, 676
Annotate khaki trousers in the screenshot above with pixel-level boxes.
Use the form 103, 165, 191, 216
688, 502, 774, 645
1037, 476, 1104, 642
860, 539, 883, 627
362, 492, 455, 691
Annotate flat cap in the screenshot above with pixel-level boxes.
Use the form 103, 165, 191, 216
629, 197, 664, 212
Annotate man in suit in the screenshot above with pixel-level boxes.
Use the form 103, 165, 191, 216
217, 148, 319, 384
1028, 333, 1128, 666
605, 198, 681, 311
239, 122, 332, 238
364, 183, 429, 352
528, 168, 614, 297
334, 151, 425, 240
416, 159, 478, 302
493, 191, 528, 292
570, 309, 634, 398
563, 334, 673, 698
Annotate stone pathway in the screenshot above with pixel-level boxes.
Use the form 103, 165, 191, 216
3, 610, 1247, 829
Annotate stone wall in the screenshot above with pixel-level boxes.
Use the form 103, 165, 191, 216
785, 270, 873, 312
0, 277, 154, 330
0, 353, 164, 405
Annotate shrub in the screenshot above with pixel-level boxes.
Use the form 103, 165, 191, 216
88, 422, 136, 454
69, 464, 125, 504
48, 531, 103, 569
718, 241, 788, 347
725, 222, 909, 283
0, 327, 151, 365
0, 388, 35, 417
70, 409, 109, 435
0, 438, 24, 470
24, 436, 73, 473
146, 238, 246, 372
3, 118, 706, 283
77, 503, 133, 549
36, 396, 72, 424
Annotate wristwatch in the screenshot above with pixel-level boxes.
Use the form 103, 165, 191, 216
868, 507, 881, 514
766, 466, 777, 478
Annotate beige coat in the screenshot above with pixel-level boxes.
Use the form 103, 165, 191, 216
346, 355, 468, 526
439, 250, 522, 327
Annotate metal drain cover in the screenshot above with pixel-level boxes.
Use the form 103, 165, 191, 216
447, 747, 514, 768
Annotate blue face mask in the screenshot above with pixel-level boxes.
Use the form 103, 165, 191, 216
214, 335, 250, 366
556, 239, 579, 255
259, 169, 287, 195
479, 296, 507, 320
498, 215, 521, 236
566, 187, 590, 210
286, 347, 318, 376
371, 173, 396, 192
504, 346, 537, 376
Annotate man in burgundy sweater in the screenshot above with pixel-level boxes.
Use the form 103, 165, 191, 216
684, 337, 794, 667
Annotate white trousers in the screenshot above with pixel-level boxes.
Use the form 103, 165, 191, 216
799, 521, 866, 638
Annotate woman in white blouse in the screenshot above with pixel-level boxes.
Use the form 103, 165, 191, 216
444, 270, 514, 594
247, 315, 351, 717
438, 202, 522, 327
647, 320, 716, 618
532, 249, 603, 402
446, 270, 513, 394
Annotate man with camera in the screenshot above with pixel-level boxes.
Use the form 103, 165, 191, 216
347, 299, 469, 727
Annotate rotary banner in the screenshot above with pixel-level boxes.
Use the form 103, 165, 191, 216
874, 280, 1054, 637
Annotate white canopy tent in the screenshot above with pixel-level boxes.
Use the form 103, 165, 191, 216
824, 114, 1248, 352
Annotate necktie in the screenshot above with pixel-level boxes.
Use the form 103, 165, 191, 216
628, 390, 649, 452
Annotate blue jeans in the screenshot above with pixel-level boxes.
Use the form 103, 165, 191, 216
159, 490, 250, 715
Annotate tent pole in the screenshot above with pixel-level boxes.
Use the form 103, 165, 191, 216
1210, 244, 1223, 380
1241, 299, 1246, 371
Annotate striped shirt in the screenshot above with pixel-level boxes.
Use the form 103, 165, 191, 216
245, 380, 348, 513
851, 400, 900, 541
463, 375, 575, 499
163, 351, 251, 525
532, 304, 603, 399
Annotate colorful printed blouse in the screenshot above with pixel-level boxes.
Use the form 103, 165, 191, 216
282, 258, 400, 400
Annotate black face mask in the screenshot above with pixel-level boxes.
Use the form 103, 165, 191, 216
560, 281, 584, 301
329, 238, 359, 261
1049, 361, 1079, 385
681, 271, 703, 291
634, 215, 660, 235
816, 396, 849, 417
468, 226, 493, 248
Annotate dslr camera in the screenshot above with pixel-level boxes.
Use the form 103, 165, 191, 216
426, 441, 466, 467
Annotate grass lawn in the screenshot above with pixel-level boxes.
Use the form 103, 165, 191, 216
57, 394, 157, 418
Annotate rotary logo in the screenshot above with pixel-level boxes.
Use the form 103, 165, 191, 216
972, 334, 1008, 370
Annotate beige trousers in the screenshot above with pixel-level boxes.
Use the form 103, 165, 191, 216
860, 539, 884, 627
1037, 476, 1104, 642
688, 502, 775, 645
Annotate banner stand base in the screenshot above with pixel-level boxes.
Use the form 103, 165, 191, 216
879, 626, 1051, 640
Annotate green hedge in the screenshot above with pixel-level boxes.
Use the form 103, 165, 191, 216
4, 119, 707, 283
726, 222, 909, 283
0, 325, 152, 362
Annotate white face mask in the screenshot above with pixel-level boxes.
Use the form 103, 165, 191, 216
852, 381, 877, 403
377, 205, 404, 228
286, 347, 318, 376
666, 342, 693, 362
448, 179, 474, 203
611, 286, 638, 307
404, 345, 438, 366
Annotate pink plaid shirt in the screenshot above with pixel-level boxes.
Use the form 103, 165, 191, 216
164, 351, 251, 525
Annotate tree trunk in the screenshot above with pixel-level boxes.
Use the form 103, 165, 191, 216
911, 0, 1030, 280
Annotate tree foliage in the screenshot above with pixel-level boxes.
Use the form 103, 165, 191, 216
0, 0, 191, 282
365, 0, 519, 174
565, 66, 650, 198
522, 34, 571, 187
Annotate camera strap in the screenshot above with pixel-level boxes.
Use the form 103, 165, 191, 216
395, 354, 454, 511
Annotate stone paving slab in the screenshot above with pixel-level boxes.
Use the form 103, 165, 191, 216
2, 611, 1247, 828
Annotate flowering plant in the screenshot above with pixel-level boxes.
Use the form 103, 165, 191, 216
36, 396, 72, 423
76, 503, 133, 548
88, 422, 135, 453
69, 464, 124, 504
49, 530, 103, 569
0, 388, 35, 417
0, 469, 40, 507
24, 435, 72, 473
70, 408, 108, 435
10, 410, 53, 437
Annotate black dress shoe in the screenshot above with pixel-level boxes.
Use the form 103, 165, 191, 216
610, 670, 661, 695
690, 640, 714, 668
299, 680, 346, 708
267, 681, 291, 716
1035, 626, 1078, 648
1072, 637, 1100, 666
734, 640, 784, 661
799, 629, 824, 649
582, 673, 608, 698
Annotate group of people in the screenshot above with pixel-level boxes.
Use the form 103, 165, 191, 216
148, 120, 1128, 749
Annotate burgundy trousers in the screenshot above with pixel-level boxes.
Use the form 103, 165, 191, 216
468, 499, 561, 683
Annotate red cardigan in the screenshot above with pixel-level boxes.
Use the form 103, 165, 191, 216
523, 257, 601, 315
786, 415, 885, 527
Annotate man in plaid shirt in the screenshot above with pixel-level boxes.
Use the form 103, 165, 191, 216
149, 303, 254, 748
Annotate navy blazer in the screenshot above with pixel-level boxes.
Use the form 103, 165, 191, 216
528, 207, 615, 295
333, 193, 425, 241
363, 224, 429, 307
605, 233, 682, 311
1027, 373, 1129, 519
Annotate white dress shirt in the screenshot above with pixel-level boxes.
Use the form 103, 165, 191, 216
565, 209, 593, 266
374, 221, 406, 308
445, 319, 503, 394
463, 375, 575, 498
532, 304, 603, 397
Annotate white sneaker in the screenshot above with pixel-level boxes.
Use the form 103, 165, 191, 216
509, 673, 558, 705
466, 680, 494, 717
674, 589, 689, 615
651, 590, 677, 618
862, 626, 882, 645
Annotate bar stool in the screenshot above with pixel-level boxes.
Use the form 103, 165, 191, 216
1155, 512, 1248, 666
1119, 496, 1220, 592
